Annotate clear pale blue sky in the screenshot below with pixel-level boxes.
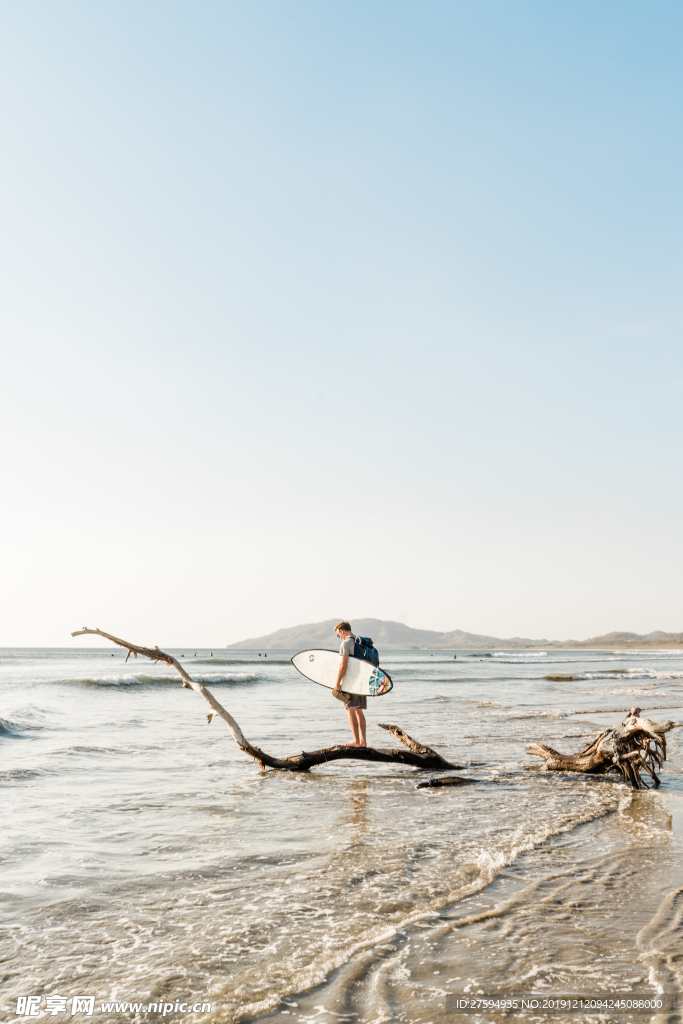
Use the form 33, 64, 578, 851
1, 1, 682, 645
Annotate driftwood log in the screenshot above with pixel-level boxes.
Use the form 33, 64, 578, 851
527, 708, 680, 789
416, 776, 473, 789
72, 628, 461, 772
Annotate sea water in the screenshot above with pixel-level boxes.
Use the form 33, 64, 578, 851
1, 647, 683, 1023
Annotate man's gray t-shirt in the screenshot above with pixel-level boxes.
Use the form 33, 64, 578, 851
339, 637, 356, 657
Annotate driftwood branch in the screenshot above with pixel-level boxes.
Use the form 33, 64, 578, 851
72, 627, 460, 773
71, 627, 248, 746
377, 723, 445, 759
527, 707, 681, 789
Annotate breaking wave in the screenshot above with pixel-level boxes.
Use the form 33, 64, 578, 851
493, 651, 548, 657
63, 673, 259, 687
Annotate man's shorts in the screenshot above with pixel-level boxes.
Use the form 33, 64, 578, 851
346, 694, 367, 710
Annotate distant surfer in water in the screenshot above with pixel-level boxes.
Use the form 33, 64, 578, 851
334, 621, 367, 748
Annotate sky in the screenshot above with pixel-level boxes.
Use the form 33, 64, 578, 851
1, 0, 682, 646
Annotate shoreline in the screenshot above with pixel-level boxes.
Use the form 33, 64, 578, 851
249, 785, 683, 1024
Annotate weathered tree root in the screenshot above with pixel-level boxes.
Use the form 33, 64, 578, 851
72, 628, 461, 773
527, 707, 681, 789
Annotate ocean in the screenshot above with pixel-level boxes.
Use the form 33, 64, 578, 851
2, 646, 683, 1023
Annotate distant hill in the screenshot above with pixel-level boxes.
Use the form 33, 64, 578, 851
227, 618, 448, 650
553, 630, 683, 649
226, 619, 683, 650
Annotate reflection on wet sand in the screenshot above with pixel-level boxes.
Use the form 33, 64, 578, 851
346, 779, 371, 836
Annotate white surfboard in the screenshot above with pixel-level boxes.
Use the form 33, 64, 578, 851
291, 650, 393, 696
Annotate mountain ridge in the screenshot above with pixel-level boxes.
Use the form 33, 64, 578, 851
226, 618, 683, 650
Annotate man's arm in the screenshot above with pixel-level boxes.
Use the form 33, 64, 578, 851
334, 655, 349, 691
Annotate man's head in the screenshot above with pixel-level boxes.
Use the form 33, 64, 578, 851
335, 621, 353, 638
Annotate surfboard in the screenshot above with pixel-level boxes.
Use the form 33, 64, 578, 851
291, 649, 393, 696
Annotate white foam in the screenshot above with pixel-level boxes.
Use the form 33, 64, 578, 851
493, 651, 548, 657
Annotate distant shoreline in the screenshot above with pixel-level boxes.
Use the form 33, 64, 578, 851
345, 644, 683, 651
416, 642, 683, 651
334, 644, 683, 650
225, 616, 683, 651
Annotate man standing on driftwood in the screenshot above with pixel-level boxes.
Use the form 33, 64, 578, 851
333, 621, 367, 748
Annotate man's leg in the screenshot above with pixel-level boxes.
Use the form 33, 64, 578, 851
356, 708, 366, 747
346, 707, 361, 745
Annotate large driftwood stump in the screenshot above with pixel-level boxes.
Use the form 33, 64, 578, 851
72, 628, 461, 773
527, 708, 680, 789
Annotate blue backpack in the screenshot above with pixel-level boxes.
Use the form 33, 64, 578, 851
353, 636, 379, 667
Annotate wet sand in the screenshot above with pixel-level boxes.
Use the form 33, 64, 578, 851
252, 791, 683, 1024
